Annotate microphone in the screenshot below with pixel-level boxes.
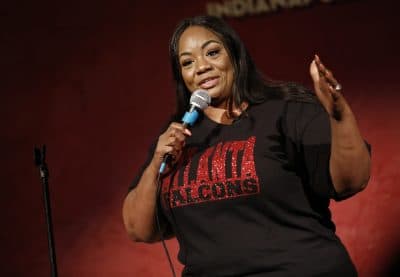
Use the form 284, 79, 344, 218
159, 89, 211, 174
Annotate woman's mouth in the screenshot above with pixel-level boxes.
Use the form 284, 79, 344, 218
199, 77, 219, 89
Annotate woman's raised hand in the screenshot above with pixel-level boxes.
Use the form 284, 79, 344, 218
310, 54, 349, 121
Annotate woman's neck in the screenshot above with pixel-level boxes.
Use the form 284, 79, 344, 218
203, 102, 248, 125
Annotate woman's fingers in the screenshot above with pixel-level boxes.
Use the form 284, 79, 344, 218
168, 128, 187, 143
161, 145, 181, 162
154, 122, 191, 165
168, 122, 192, 136
314, 54, 342, 93
310, 54, 348, 121
165, 135, 185, 150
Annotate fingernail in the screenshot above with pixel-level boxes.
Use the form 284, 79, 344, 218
185, 129, 192, 136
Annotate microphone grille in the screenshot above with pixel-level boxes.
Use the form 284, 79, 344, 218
190, 89, 211, 110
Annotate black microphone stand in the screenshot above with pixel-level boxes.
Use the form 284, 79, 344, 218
34, 145, 58, 277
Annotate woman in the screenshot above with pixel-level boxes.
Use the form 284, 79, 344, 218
122, 15, 371, 276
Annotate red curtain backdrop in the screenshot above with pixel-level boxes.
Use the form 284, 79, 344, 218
1, 0, 399, 276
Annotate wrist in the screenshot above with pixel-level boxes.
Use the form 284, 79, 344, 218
146, 160, 161, 176
329, 96, 353, 122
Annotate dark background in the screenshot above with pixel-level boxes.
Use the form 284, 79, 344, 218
1, 0, 399, 276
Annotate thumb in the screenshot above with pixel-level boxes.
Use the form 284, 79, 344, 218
309, 60, 320, 84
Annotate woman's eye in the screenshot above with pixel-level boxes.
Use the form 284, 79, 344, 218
181, 60, 193, 67
207, 49, 220, 57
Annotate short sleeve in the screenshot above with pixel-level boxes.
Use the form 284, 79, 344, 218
128, 140, 157, 192
283, 97, 337, 200
283, 98, 371, 201
298, 102, 337, 199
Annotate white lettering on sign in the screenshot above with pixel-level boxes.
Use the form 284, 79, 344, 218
206, 0, 336, 18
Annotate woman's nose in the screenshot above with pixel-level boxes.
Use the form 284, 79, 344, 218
196, 58, 212, 74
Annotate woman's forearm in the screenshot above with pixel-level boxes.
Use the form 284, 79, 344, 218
329, 106, 371, 197
123, 122, 189, 242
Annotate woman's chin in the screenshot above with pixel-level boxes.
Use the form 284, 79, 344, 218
206, 87, 223, 99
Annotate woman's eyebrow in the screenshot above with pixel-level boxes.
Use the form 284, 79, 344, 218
179, 40, 222, 57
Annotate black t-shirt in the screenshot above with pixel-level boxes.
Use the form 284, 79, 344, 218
130, 92, 361, 276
